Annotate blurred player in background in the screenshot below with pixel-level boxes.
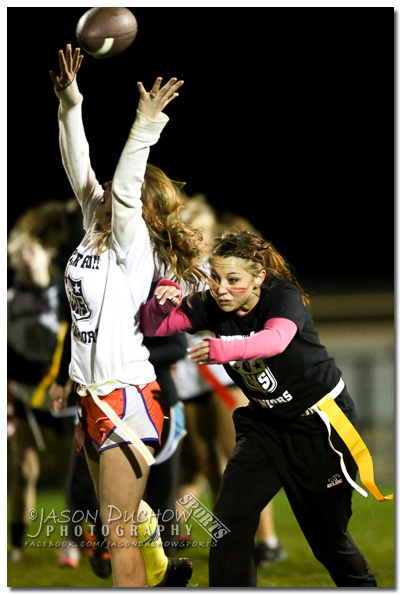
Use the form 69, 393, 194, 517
7, 223, 71, 562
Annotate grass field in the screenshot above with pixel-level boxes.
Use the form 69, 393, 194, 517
7, 485, 394, 588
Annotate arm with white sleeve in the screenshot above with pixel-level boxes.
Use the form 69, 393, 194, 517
51, 46, 103, 216
111, 76, 184, 256
51, 46, 183, 248
110, 110, 168, 256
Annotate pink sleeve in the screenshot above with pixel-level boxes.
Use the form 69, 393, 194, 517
140, 280, 193, 336
206, 317, 297, 364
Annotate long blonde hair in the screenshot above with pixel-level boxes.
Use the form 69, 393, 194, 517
90, 163, 208, 294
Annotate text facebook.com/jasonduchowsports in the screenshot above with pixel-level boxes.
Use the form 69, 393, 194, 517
23, 492, 230, 549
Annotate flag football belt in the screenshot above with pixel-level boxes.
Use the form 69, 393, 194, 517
79, 382, 155, 466
310, 379, 393, 502
31, 321, 69, 409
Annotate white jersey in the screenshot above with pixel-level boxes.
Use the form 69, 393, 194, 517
58, 80, 168, 396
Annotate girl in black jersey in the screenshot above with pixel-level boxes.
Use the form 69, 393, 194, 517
140, 229, 384, 587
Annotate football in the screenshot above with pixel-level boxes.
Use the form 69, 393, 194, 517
76, 7, 138, 59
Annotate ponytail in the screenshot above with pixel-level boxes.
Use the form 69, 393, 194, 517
88, 164, 208, 294
141, 164, 208, 293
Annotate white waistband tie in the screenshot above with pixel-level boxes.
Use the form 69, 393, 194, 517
83, 383, 155, 466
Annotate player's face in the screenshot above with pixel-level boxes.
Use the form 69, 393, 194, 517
209, 257, 266, 313
190, 212, 216, 247
9, 238, 52, 287
95, 181, 113, 226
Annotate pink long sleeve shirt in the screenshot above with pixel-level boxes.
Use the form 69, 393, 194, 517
140, 280, 297, 365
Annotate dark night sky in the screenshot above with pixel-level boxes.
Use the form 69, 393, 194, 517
7, 7, 393, 292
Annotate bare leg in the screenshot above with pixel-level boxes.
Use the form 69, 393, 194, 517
256, 501, 278, 543
10, 417, 40, 552
180, 398, 224, 501
84, 439, 153, 587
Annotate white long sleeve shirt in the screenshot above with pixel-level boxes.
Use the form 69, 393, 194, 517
58, 81, 168, 395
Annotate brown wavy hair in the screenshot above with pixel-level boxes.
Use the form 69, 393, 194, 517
91, 163, 208, 294
209, 229, 309, 305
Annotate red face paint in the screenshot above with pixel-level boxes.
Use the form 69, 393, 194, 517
228, 287, 248, 293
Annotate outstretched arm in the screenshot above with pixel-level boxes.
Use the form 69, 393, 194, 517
111, 77, 184, 256
140, 280, 193, 336
187, 318, 298, 364
49, 44, 103, 221
50, 45, 103, 217
137, 76, 183, 120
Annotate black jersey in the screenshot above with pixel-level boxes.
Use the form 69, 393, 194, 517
181, 277, 343, 419
7, 277, 68, 386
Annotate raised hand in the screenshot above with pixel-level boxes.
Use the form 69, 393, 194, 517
49, 44, 84, 91
137, 77, 184, 120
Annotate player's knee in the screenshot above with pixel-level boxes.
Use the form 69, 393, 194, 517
309, 535, 349, 566
212, 503, 259, 541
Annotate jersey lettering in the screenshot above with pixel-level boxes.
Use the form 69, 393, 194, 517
251, 390, 294, 409
220, 332, 255, 342
68, 250, 100, 270
257, 369, 278, 392
71, 321, 99, 344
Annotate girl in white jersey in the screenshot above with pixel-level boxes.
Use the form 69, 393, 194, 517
49, 45, 206, 587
